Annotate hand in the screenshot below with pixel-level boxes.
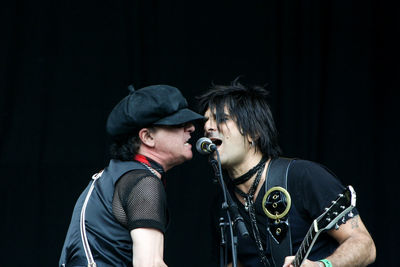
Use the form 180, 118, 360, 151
283, 256, 323, 267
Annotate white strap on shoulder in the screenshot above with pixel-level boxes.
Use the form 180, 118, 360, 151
80, 170, 103, 267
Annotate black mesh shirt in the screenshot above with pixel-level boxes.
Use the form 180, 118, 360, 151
112, 169, 169, 233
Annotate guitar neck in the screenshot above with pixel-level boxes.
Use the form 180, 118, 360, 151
292, 221, 321, 267
291, 186, 356, 267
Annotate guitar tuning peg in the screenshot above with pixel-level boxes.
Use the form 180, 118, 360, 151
335, 223, 339, 230
340, 205, 345, 210
333, 212, 338, 216
348, 211, 354, 218
326, 218, 331, 222
342, 217, 346, 223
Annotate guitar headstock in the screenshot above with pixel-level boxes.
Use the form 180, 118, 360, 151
315, 185, 356, 231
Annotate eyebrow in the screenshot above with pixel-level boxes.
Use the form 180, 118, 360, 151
206, 113, 230, 122
204, 111, 215, 120
218, 113, 230, 119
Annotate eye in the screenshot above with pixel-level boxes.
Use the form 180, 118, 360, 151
169, 123, 186, 128
179, 122, 191, 128
219, 116, 229, 123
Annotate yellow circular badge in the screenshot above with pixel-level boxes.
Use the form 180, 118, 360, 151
262, 186, 291, 220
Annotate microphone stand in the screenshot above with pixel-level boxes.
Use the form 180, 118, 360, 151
209, 151, 249, 267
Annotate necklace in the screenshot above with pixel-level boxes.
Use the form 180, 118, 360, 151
133, 154, 165, 176
234, 164, 264, 211
134, 154, 167, 186
233, 162, 270, 267
140, 163, 158, 176
231, 156, 267, 185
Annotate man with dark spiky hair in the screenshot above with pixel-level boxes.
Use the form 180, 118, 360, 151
60, 84, 203, 267
198, 79, 375, 267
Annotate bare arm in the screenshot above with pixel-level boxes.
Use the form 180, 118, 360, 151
131, 228, 167, 267
227, 261, 244, 267
324, 215, 376, 266
283, 215, 376, 267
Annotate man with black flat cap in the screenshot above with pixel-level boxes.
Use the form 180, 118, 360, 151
59, 84, 203, 267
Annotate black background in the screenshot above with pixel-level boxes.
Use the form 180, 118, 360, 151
1, 0, 398, 266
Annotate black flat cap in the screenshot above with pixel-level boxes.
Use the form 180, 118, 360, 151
106, 84, 204, 136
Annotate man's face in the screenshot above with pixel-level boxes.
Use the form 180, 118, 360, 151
152, 123, 195, 168
203, 107, 251, 168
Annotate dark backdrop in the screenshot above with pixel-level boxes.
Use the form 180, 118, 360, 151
1, 0, 398, 266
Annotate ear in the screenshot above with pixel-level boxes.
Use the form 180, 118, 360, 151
246, 135, 253, 145
246, 134, 259, 147
138, 128, 156, 147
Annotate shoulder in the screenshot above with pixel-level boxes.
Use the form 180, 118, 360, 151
286, 159, 346, 216
116, 169, 165, 197
288, 159, 342, 188
289, 159, 335, 175
119, 169, 161, 185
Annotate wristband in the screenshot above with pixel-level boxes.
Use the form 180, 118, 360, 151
319, 259, 333, 267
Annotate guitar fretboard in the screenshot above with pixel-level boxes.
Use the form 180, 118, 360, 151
293, 223, 319, 267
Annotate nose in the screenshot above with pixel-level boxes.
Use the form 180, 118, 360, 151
204, 118, 217, 133
185, 122, 195, 133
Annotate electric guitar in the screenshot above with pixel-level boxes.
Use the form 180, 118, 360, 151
291, 185, 356, 267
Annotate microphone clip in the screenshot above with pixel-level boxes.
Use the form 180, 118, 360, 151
208, 156, 220, 184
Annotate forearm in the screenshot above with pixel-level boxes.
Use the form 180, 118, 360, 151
227, 261, 244, 267
325, 216, 376, 267
131, 228, 167, 267
326, 235, 375, 266
133, 257, 167, 267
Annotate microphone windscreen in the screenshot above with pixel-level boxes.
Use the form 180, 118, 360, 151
196, 137, 213, 155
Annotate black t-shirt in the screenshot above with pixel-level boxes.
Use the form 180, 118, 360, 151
112, 169, 169, 233
211, 159, 358, 266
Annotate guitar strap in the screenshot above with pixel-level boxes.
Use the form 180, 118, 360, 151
264, 157, 294, 267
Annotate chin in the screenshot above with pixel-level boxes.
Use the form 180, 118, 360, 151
215, 150, 225, 161
216, 155, 227, 166
183, 152, 193, 161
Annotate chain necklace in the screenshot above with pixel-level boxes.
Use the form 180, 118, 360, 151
133, 154, 166, 186
140, 163, 158, 176
234, 163, 270, 267
133, 154, 165, 176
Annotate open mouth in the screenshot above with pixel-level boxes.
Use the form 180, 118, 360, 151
210, 138, 222, 147
184, 138, 191, 146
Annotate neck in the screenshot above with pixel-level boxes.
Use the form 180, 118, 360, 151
227, 152, 267, 193
139, 146, 179, 172
134, 152, 165, 178
228, 152, 263, 178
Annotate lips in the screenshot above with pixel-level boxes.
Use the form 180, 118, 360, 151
209, 137, 223, 148
184, 136, 192, 146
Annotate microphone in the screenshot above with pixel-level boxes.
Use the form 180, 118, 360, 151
196, 137, 217, 155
